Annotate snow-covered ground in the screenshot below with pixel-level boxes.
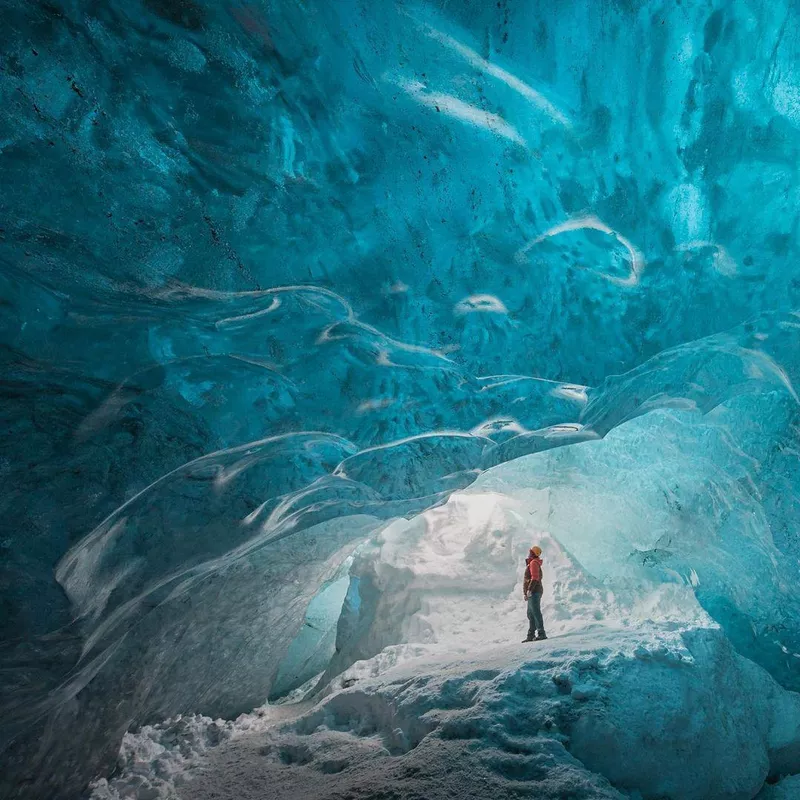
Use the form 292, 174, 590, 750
90, 493, 800, 799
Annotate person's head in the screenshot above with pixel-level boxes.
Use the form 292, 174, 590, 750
530, 545, 542, 558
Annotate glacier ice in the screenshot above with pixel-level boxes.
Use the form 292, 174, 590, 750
4, 0, 800, 797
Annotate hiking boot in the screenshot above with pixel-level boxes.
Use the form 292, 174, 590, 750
521, 636, 535, 643
535, 632, 548, 641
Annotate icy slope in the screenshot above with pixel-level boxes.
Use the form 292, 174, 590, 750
92, 626, 800, 800
223, 627, 800, 800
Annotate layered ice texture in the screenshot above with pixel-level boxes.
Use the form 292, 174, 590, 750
3, 0, 800, 797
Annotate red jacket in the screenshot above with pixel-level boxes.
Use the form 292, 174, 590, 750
524, 556, 543, 597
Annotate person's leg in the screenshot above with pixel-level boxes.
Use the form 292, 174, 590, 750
525, 595, 537, 640
531, 592, 545, 637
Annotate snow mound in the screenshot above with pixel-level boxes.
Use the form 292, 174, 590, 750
98, 626, 800, 800
88, 715, 235, 800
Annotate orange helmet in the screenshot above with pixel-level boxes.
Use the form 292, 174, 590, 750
530, 546, 542, 557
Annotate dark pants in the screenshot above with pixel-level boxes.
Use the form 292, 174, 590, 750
527, 592, 545, 638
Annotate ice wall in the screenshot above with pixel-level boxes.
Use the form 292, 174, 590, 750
4, 0, 800, 796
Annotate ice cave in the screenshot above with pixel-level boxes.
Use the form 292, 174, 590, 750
4, 0, 800, 798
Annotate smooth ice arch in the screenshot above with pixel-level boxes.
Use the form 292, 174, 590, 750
4, 0, 800, 798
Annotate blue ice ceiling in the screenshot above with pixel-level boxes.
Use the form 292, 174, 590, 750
3, 0, 800, 796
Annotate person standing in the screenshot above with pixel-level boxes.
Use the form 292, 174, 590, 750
522, 545, 547, 642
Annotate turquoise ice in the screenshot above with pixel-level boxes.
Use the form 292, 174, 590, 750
3, 0, 800, 797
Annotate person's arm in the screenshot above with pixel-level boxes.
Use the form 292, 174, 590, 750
523, 565, 531, 599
